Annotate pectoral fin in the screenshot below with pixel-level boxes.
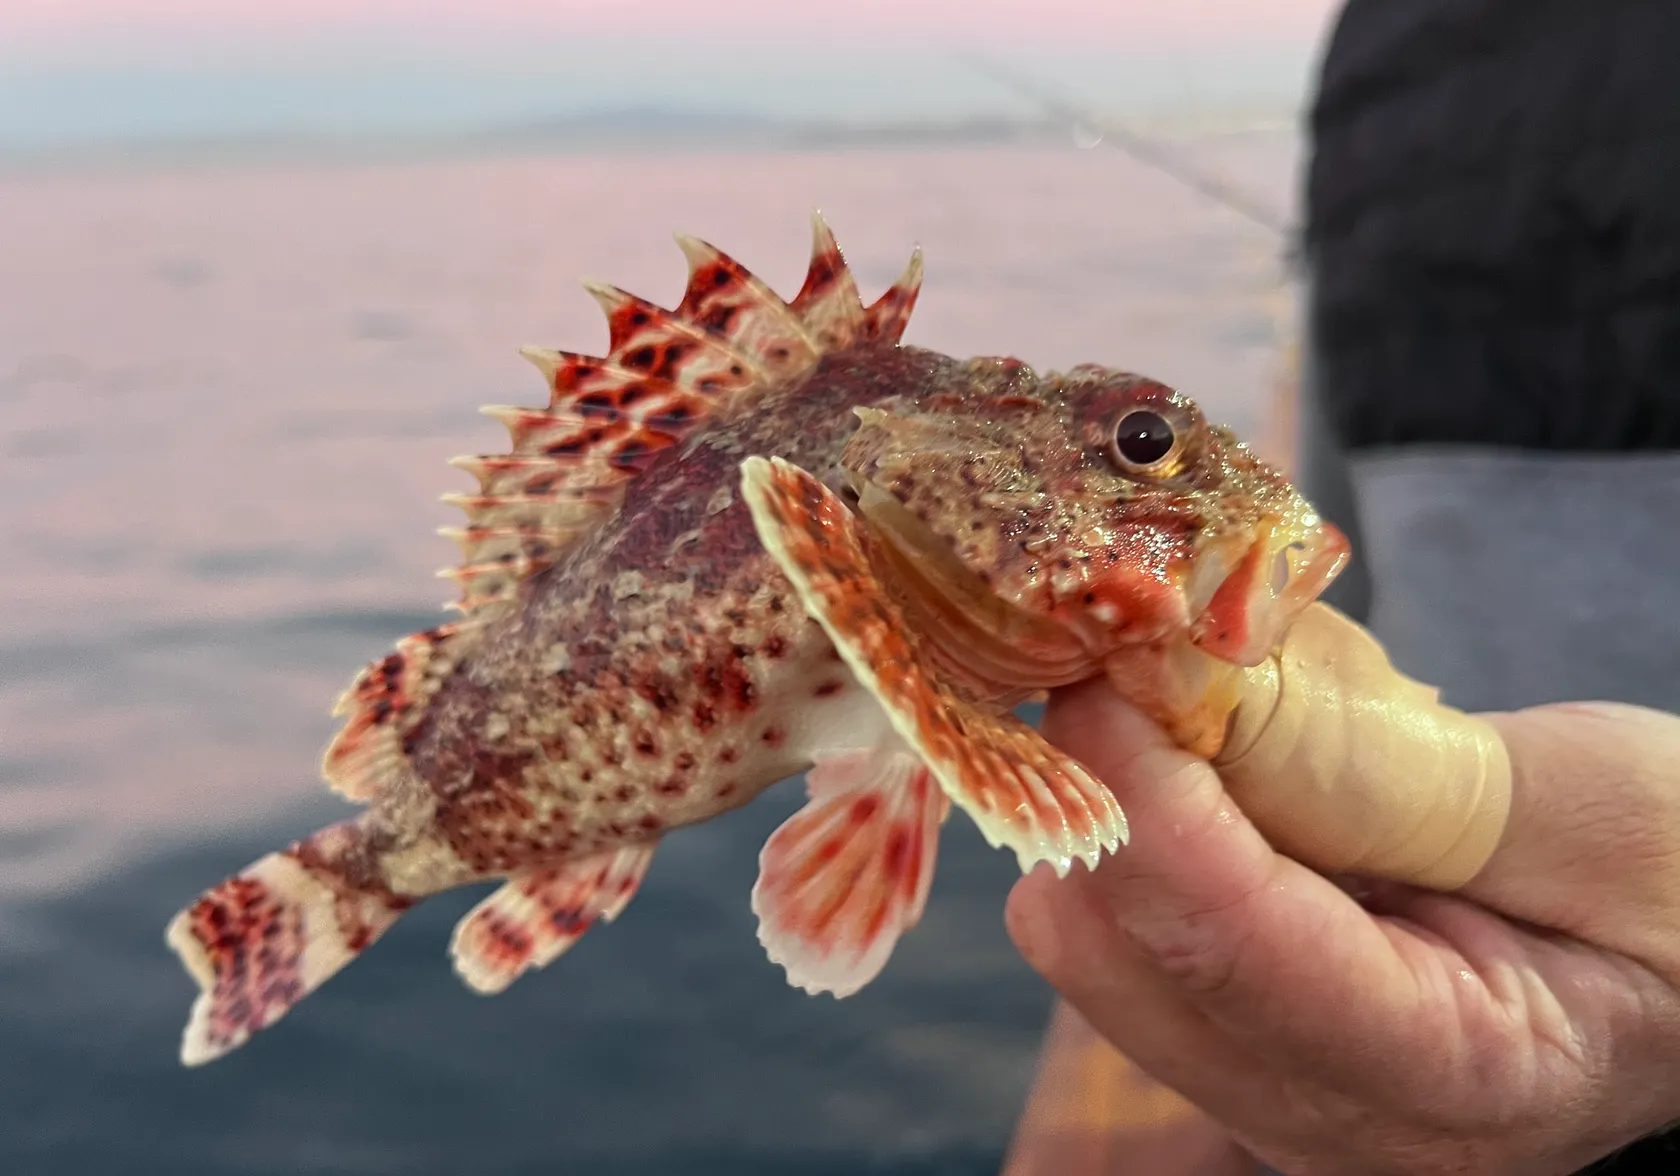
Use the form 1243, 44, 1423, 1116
741, 456, 1128, 877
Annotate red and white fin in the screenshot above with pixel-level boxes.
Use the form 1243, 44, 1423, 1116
165, 817, 414, 1066
672, 232, 820, 378
790, 211, 924, 351
740, 456, 1128, 878
753, 746, 948, 997
448, 842, 656, 996
321, 621, 473, 802
861, 245, 924, 344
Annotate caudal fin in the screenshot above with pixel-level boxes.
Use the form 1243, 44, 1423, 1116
164, 818, 415, 1066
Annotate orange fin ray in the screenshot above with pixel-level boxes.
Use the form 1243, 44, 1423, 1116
753, 747, 948, 997
449, 843, 657, 995
165, 817, 414, 1066
740, 456, 1129, 877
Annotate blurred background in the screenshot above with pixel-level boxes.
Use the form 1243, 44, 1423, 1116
0, 2, 1339, 1172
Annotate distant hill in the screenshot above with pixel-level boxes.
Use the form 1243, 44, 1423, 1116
471, 104, 781, 143
0, 102, 1297, 171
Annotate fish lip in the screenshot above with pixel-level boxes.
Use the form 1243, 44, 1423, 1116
1189, 517, 1350, 664
1268, 518, 1350, 616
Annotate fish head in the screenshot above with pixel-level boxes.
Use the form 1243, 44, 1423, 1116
836, 359, 1349, 682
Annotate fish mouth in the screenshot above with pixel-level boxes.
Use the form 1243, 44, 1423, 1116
847, 478, 1102, 693
1188, 515, 1350, 665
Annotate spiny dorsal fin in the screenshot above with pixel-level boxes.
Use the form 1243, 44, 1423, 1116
443, 210, 923, 619
672, 232, 820, 378
790, 212, 923, 350
319, 214, 921, 806
862, 246, 924, 343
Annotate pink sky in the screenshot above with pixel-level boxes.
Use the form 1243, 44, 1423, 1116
4, 0, 1343, 52
1, 0, 1345, 145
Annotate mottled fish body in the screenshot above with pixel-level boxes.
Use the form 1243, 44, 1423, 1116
167, 214, 1344, 1068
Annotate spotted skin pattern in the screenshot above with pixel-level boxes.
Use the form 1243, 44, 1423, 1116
176, 876, 311, 1054
166, 817, 415, 1064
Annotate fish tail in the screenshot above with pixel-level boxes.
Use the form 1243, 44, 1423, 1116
165, 816, 415, 1067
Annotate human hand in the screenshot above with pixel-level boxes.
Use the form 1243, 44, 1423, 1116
1006, 685, 1680, 1175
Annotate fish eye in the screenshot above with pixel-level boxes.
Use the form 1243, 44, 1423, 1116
1111, 409, 1177, 470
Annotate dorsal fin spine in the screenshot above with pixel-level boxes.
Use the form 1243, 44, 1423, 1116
580, 280, 769, 382
862, 247, 925, 343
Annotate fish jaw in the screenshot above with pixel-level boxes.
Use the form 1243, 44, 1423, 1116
1189, 514, 1351, 667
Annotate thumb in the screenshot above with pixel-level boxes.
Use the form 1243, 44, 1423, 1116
1007, 680, 1437, 1085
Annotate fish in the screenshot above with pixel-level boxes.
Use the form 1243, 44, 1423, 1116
165, 213, 1346, 1068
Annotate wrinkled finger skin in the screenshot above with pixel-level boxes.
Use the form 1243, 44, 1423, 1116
1007, 682, 1680, 1176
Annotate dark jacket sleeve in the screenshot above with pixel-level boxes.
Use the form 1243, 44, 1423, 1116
1304, 0, 1680, 455
1297, 2, 1680, 1171
1290, 326, 1370, 624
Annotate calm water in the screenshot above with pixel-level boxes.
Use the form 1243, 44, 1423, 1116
0, 135, 1299, 1174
